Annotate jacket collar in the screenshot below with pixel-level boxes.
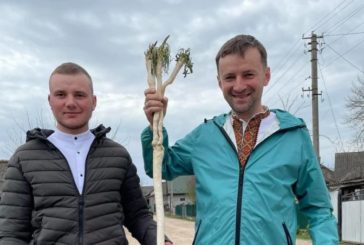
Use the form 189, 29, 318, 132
26, 124, 111, 142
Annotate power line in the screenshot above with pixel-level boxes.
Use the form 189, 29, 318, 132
325, 43, 364, 73
324, 31, 364, 37
325, 18, 364, 46
271, 38, 301, 76
321, 36, 364, 68
318, 61, 345, 152
267, 62, 308, 106
308, 0, 354, 34
265, 45, 304, 98
325, 3, 364, 34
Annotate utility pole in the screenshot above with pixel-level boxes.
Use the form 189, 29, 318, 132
302, 32, 323, 162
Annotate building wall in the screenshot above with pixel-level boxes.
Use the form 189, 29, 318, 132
330, 190, 339, 221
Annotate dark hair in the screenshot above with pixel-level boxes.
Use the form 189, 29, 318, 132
50, 62, 93, 93
215, 34, 267, 69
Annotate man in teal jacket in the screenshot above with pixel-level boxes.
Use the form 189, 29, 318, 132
142, 34, 338, 244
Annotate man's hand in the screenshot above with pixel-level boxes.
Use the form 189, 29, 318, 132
143, 88, 168, 125
165, 242, 173, 245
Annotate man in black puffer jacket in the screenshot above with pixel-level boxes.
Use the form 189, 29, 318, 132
0, 62, 172, 245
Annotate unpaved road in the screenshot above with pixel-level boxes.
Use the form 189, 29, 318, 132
125, 217, 312, 244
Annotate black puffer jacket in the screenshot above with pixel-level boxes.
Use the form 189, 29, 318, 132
0, 125, 157, 245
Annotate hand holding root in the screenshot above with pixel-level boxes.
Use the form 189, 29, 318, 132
143, 88, 168, 126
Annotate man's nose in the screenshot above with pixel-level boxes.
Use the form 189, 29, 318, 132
65, 96, 76, 107
233, 76, 247, 91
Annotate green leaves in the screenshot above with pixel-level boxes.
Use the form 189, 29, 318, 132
176, 48, 193, 77
145, 35, 193, 77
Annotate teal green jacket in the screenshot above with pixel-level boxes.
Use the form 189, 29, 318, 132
141, 110, 338, 245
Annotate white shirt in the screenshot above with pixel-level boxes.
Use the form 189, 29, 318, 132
47, 129, 95, 194
223, 111, 280, 150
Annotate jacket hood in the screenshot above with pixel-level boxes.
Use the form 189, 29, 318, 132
212, 109, 306, 130
26, 124, 111, 142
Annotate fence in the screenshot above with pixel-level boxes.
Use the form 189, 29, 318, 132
341, 190, 364, 244
175, 204, 196, 218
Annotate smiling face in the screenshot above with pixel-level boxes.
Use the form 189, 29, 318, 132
217, 47, 270, 121
48, 73, 97, 134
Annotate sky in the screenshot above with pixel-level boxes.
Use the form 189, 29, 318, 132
0, 0, 363, 185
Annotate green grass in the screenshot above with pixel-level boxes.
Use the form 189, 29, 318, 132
296, 229, 311, 240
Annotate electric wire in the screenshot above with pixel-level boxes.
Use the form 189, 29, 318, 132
323, 36, 364, 68
318, 61, 345, 152
308, 0, 354, 34
325, 3, 364, 34
325, 43, 364, 73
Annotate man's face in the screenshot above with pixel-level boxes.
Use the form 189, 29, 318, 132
217, 48, 270, 121
48, 73, 96, 134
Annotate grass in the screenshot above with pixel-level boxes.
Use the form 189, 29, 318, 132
297, 229, 311, 240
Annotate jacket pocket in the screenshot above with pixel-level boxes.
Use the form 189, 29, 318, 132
282, 222, 293, 245
192, 220, 202, 245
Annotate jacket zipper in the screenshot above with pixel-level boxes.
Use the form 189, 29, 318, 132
79, 197, 84, 245
78, 141, 96, 245
46, 139, 97, 245
282, 223, 293, 245
215, 123, 244, 245
192, 220, 202, 245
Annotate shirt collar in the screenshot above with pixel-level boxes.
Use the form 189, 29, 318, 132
231, 106, 270, 125
49, 129, 94, 143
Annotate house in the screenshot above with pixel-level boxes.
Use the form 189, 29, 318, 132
142, 176, 195, 214
331, 151, 364, 194
321, 164, 336, 186
329, 151, 364, 244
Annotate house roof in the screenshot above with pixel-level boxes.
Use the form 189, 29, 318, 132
141, 176, 195, 197
334, 151, 364, 185
320, 164, 336, 186
167, 176, 194, 194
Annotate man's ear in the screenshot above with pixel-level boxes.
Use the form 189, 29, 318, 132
217, 75, 222, 89
48, 95, 52, 110
92, 95, 97, 111
264, 67, 271, 86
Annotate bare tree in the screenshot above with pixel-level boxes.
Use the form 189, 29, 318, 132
346, 77, 364, 147
278, 94, 309, 116
2, 109, 53, 158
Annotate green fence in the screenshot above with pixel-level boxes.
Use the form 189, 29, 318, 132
175, 204, 196, 217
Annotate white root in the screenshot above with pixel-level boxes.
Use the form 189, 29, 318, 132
144, 36, 192, 245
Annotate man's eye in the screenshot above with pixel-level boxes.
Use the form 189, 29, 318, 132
55, 93, 65, 97
224, 76, 234, 80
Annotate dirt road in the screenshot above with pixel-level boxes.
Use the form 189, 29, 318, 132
125, 217, 312, 244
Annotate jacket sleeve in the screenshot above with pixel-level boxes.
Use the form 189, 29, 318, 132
141, 126, 195, 181
294, 129, 339, 245
0, 153, 33, 245
121, 159, 158, 245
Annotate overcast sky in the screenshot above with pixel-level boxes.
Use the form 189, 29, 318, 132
0, 0, 363, 185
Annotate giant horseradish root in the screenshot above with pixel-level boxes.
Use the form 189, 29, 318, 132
144, 36, 192, 245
